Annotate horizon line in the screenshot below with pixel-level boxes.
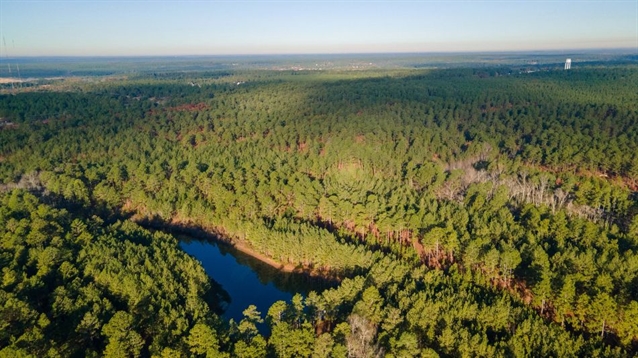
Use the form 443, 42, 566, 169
2, 47, 636, 60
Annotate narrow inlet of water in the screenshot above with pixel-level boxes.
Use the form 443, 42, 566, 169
180, 238, 336, 327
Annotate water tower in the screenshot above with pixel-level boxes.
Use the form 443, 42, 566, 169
564, 58, 572, 70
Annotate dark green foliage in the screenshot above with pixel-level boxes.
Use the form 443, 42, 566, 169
1, 64, 638, 355
0, 190, 224, 357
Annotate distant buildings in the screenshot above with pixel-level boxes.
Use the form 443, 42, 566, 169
564, 58, 572, 70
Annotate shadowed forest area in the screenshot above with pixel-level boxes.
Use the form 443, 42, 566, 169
1, 62, 638, 356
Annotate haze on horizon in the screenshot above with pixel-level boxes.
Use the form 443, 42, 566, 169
1, 0, 636, 57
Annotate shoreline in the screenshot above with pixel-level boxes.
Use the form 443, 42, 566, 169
134, 215, 339, 280
228, 239, 299, 273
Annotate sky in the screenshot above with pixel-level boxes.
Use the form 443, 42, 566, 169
0, 0, 636, 56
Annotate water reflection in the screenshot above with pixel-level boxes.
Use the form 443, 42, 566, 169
179, 237, 337, 327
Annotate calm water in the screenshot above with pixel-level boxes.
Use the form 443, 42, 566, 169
180, 239, 335, 326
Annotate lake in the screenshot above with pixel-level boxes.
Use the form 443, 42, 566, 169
180, 238, 336, 328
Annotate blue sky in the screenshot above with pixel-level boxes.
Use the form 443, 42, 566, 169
1, 0, 636, 56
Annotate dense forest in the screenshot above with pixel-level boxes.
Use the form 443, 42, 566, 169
1, 63, 637, 356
